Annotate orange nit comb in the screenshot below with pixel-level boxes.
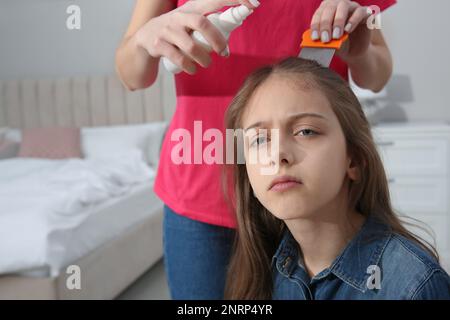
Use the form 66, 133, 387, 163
298, 29, 349, 67
300, 29, 349, 50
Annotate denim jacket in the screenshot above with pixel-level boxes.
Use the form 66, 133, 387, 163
271, 215, 450, 300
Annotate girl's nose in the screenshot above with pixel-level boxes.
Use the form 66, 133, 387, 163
271, 137, 295, 166
276, 150, 294, 166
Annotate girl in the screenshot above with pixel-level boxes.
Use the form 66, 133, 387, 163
224, 57, 450, 299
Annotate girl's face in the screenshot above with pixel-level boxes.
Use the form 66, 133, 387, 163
241, 74, 359, 221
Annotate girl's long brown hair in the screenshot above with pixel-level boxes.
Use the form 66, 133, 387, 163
222, 57, 439, 300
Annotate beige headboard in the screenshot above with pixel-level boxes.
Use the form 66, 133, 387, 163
0, 73, 175, 128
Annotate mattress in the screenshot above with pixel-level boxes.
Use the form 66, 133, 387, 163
3, 180, 163, 278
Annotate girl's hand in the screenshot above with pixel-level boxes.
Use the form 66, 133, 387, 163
310, 0, 374, 62
134, 0, 259, 75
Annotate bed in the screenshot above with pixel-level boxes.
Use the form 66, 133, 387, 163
0, 73, 174, 299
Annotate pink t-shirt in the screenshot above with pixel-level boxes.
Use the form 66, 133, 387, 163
154, 0, 396, 228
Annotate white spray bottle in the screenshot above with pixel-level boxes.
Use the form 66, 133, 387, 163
162, 5, 254, 74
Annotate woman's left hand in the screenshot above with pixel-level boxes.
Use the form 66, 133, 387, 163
310, 0, 375, 62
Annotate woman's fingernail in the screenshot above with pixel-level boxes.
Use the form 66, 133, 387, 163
321, 30, 330, 43
220, 46, 230, 57
333, 27, 341, 39
249, 0, 260, 7
344, 23, 352, 33
311, 30, 319, 40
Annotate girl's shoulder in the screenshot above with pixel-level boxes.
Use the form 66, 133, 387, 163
380, 233, 450, 299
388, 233, 442, 270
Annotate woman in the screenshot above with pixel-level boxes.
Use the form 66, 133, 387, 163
115, 0, 396, 299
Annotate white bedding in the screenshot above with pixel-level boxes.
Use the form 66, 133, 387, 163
0, 152, 158, 276
15, 182, 162, 278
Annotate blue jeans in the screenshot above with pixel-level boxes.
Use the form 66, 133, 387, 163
162, 204, 235, 299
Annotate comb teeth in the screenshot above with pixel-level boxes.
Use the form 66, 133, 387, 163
298, 29, 349, 68
298, 47, 336, 67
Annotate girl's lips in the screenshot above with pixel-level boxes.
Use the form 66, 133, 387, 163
269, 175, 302, 191
270, 181, 302, 192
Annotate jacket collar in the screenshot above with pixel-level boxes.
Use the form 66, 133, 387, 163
272, 215, 392, 292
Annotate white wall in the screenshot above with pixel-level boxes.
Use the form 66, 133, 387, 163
0, 0, 449, 122
1, 0, 176, 119
0, 0, 133, 78
380, 0, 450, 122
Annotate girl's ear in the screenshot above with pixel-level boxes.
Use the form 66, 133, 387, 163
347, 156, 360, 182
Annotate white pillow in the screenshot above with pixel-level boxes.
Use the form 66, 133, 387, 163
0, 140, 19, 160
3, 128, 22, 143
0, 128, 20, 159
145, 122, 168, 167
0, 127, 7, 143
81, 122, 167, 167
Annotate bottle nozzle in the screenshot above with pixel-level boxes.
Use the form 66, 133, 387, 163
220, 5, 254, 27
235, 5, 253, 20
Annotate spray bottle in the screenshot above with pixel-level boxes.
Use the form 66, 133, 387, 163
163, 5, 254, 74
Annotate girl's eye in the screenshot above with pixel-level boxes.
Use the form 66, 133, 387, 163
250, 135, 269, 147
295, 128, 318, 137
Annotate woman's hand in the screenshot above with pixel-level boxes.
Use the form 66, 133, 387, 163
310, 0, 374, 63
134, 0, 259, 75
